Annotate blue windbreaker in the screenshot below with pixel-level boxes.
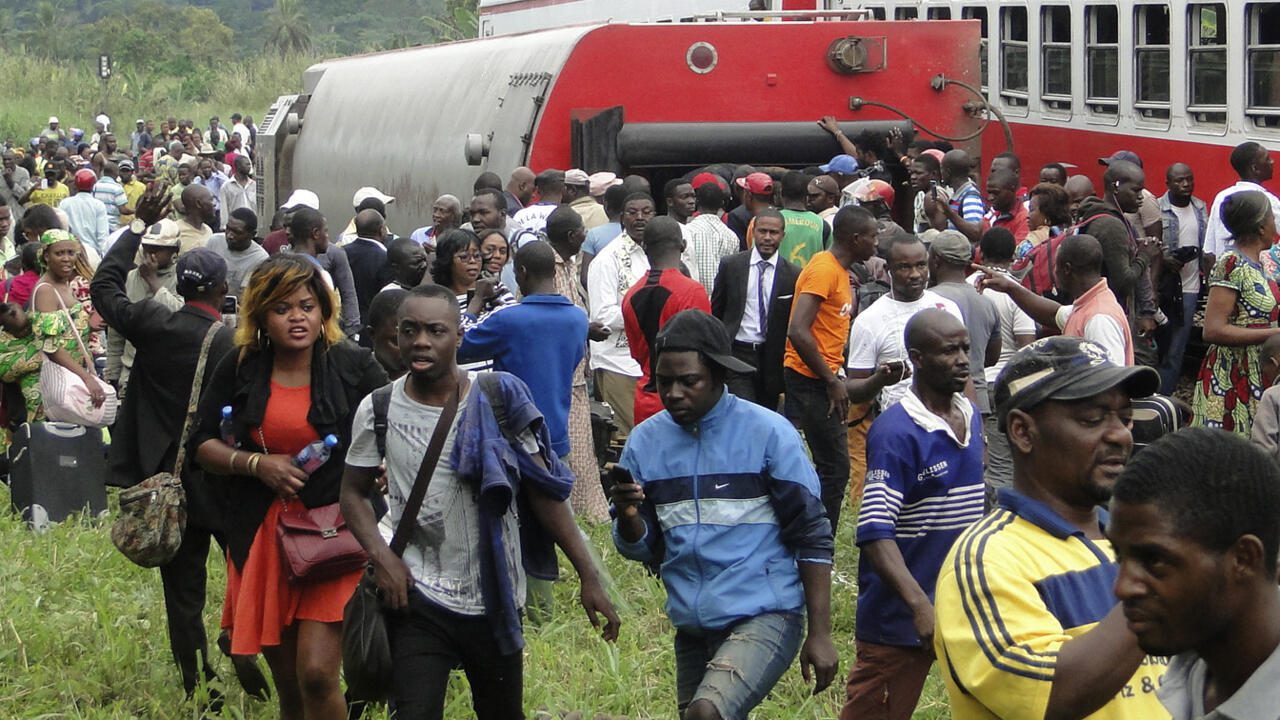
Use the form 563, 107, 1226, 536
613, 391, 833, 632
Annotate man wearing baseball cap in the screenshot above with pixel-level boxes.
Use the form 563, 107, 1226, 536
821, 154, 860, 191
104, 217, 182, 390
565, 168, 608, 230
934, 336, 1167, 720
90, 184, 268, 704
612, 309, 837, 719
41, 116, 66, 143
61, 168, 110, 256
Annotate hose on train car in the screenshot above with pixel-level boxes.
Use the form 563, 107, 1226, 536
849, 74, 1015, 153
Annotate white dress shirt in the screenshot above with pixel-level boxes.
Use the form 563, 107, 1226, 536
736, 247, 778, 344
587, 232, 648, 377
1204, 180, 1280, 256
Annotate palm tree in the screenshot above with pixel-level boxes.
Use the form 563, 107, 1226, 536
422, 0, 478, 42
265, 0, 312, 56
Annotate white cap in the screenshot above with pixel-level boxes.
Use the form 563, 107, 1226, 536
352, 186, 394, 208
140, 219, 182, 248
589, 171, 623, 196
564, 168, 590, 186
48, 116, 59, 124
280, 189, 320, 211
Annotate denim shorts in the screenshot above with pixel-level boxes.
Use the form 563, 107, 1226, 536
674, 611, 805, 718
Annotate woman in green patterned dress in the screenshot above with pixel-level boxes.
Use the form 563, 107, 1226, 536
30, 229, 105, 409
1192, 191, 1280, 435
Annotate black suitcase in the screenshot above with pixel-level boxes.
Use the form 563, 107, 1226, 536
8, 422, 108, 529
1131, 395, 1187, 456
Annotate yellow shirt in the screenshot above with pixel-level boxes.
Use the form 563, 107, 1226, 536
934, 490, 1169, 720
120, 179, 146, 224
26, 182, 69, 208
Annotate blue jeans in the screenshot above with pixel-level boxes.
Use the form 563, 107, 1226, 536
674, 611, 804, 718
1159, 291, 1201, 395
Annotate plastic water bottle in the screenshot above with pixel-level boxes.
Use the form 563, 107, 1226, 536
220, 406, 237, 447
294, 434, 339, 476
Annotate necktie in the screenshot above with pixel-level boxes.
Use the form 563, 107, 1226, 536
757, 260, 770, 331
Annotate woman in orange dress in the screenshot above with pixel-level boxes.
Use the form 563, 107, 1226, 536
192, 255, 386, 719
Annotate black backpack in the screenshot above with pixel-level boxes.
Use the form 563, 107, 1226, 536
850, 262, 890, 317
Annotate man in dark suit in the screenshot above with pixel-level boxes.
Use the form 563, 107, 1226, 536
90, 188, 266, 706
711, 208, 799, 410
343, 208, 393, 330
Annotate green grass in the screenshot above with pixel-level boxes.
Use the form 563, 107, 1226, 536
0, 51, 321, 146
0, 484, 952, 719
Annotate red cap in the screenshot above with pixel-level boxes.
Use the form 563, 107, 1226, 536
74, 168, 98, 191
855, 179, 895, 206
735, 172, 774, 196
691, 172, 728, 191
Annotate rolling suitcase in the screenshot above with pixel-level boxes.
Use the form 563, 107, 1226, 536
1131, 395, 1186, 456
8, 422, 107, 529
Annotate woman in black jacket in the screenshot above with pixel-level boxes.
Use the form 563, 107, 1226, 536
193, 255, 386, 720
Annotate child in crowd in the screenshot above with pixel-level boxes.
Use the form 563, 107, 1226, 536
0, 302, 44, 453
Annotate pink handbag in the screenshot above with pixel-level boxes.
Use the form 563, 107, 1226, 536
35, 283, 117, 428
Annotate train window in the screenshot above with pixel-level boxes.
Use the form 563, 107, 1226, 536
1000, 6, 1029, 106
1086, 5, 1120, 114
1135, 4, 1172, 120
1041, 6, 1072, 109
895, 7, 919, 20
1247, 3, 1280, 127
927, 6, 952, 19
1188, 3, 1228, 124
962, 6, 990, 92
866, 6, 887, 20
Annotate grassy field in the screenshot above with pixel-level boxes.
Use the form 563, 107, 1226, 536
0, 51, 321, 146
0, 483, 952, 719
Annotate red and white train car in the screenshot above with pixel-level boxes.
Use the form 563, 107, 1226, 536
481, 0, 1280, 198
257, 16, 981, 230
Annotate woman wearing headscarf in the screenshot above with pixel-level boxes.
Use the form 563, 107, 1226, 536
192, 255, 386, 719
1193, 190, 1280, 434
30, 228, 104, 407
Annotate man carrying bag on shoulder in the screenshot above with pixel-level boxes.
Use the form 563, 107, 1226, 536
90, 184, 268, 706
340, 285, 620, 717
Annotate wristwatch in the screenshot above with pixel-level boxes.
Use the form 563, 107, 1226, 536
129, 218, 147, 234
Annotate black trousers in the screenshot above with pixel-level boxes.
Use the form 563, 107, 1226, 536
159, 520, 224, 694
388, 590, 525, 720
783, 368, 851, 530
727, 342, 782, 412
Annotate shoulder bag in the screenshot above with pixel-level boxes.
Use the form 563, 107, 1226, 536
111, 321, 222, 567
35, 282, 118, 428
343, 378, 461, 703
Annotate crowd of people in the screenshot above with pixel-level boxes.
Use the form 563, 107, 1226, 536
2, 107, 1279, 720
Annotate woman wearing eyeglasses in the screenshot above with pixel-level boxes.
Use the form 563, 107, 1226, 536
431, 229, 515, 371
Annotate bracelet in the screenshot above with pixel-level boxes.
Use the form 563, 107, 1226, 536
229, 450, 241, 473
248, 453, 262, 477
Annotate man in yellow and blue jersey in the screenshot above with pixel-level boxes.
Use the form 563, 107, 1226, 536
933, 336, 1170, 719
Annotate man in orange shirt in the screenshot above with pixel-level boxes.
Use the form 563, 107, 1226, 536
785, 205, 881, 528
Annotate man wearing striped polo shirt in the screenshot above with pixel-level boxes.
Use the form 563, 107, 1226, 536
841, 309, 986, 720
934, 336, 1167, 719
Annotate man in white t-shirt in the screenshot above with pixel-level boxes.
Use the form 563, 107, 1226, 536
1204, 141, 1280, 258
1157, 163, 1208, 395
846, 233, 963, 411
340, 285, 618, 718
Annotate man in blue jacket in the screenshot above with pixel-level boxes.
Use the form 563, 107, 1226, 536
612, 309, 838, 720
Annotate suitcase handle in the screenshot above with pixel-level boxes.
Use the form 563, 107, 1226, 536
40, 423, 87, 439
